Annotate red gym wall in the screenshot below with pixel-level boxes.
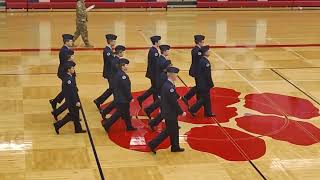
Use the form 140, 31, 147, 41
5, 0, 320, 10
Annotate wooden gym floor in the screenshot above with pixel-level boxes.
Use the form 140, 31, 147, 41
0, 10, 320, 180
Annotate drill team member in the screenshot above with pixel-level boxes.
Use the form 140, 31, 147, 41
100, 45, 126, 118
94, 34, 117, 110
49, 34, 74, 110
148, 67, 186, 154
144, 44, 171, 119
51, 51, 77, 120
182, 35, 205, 106
101, 58, 137, 132
188, 45, 215, 117
53, 61, 86, 134
148, 60, 172, 131
137, 35, 161, 107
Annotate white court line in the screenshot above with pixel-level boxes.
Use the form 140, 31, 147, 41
212, 51, 263, 94
270, 37, 307, 60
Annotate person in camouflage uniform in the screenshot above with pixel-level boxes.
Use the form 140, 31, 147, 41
73, 0, 94, 48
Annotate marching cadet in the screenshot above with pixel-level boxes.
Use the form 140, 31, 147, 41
93, 34, 117, 110
148, 67, 186, 154
100, 45, 126, 118
137, 35, 161, 107
188, 45, 215, 117
73, 0, 94, 48
148, 60, 172, 131
49, 34, 74, 110
101, 58, 137, 132
144, 45, 171, 119
51, 50, 77, 120
182, 35, 205, 106
53, 61, 86, 134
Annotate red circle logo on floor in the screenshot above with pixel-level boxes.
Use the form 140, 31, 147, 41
101, 87, 320, 161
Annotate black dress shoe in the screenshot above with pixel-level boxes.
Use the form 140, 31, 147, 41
188, 108, 196, 117
148, 123, 155, 131
93, 100, 100, 110
75, 130, 87, 133
53, 123, 59, 135
144, 108, 152, 119
51, 111, 58, 121
127, 127, 137, 131
205, 113, 216, 117
137, 98, 143, 108
181, 97, 189, 107
49, 99, 57, 110
99, 109, 106, 119
171, 148, 185, 152
148, 142, 156, 154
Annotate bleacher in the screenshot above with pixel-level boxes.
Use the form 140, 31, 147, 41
4, 0, 320, 10
6, 0, 167, 9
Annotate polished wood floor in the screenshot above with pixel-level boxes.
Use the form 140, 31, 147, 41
0, 10, 320, 180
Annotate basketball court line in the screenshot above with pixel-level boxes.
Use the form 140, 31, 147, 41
1, 43, 320, 52
78, 99, 105, 180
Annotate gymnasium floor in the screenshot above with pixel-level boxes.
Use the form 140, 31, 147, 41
1, 10, 320, 180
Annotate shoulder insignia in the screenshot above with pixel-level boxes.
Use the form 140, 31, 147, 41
198, 52, 202, 56
122, 75, 126, 80
155, 53, 158, 57
206, 63, 210, 67
107, 52, 110, 56
170, 88, 174, 93
67, 80, 71, 84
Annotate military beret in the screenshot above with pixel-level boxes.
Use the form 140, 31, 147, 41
167, 66, 179, 73
150, 36, 161, 44
159, 45, 170, 52
63, 61, 76, 72
62, 34, 74, 40
119, 58, 129, 65
115, 45, 126, 52
105, 34, 117, 41
194, 35, 205, 42
200, 45, 210, 53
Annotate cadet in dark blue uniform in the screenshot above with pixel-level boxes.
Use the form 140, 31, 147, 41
53, 61, 86, 134
148, 67, 186, 154
144, 45, 171, 119
101, 58, 137, 132
182, 35, 205, 106
49, 34, 74, 110
148, 60, 172, 131
188, 45, 215, 117
100, 45, 126, 118
93, 34, 117, 110
137, 35, 161, 107
51, 51, 77, 120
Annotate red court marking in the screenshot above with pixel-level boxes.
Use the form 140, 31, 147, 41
236, 115, 320, 146
2, 43, 320, 52
186, 125, 266, 161
244, 93, 320, 119
107, 118, 170, 152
